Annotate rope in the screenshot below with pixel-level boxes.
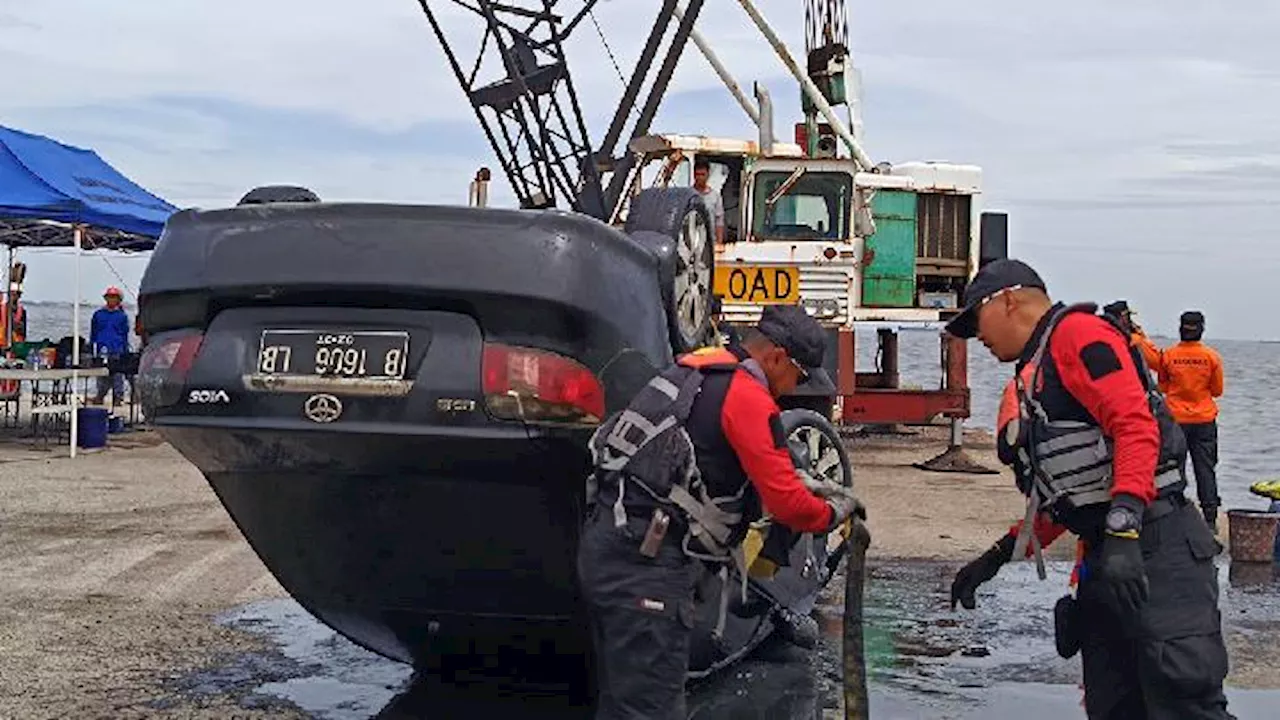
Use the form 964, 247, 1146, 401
98, 255, 138, 302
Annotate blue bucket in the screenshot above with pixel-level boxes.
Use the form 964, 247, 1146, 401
77, 407, 109, 449
108, 415, 126, 434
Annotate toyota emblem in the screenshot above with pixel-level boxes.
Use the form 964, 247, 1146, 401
303, 394, 343, 423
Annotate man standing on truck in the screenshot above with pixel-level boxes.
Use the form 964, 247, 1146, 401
945, 260, 1233, 720
692, 157, 726, 248
578, 304, 863, 719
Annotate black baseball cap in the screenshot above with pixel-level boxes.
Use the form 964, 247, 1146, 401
757, 305, 826, 369
1103, 300, 1131, 316
944, 259, 1047, 339
1181, 311, 1205, 327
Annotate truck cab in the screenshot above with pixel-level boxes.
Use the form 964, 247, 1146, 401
723, 157, 984, 326
613, 132, 1004, 417
616, 133, 990, 326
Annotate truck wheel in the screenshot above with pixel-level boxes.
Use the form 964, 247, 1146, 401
625, 188, 715, 354
781, 408, 852, 491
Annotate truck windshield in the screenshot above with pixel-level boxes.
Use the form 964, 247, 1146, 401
751, 171, 853, 240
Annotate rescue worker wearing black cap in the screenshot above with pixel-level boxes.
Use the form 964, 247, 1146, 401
945, 259, 1233, 720
578, 304, 863, 719
1157, 311, 1225, 530
1102, 299, 1162, 371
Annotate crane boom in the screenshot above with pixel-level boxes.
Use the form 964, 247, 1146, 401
414, 0, 705, 219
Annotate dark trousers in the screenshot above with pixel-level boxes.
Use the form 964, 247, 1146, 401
577, 509, 697, 720
1181, 421, 1221, 515
1077, 501, 1234, 719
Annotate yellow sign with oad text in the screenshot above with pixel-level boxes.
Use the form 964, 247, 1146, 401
713, 265, 801, 304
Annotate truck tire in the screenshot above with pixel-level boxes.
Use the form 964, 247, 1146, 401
781, 408, 853, 491
625, 188, 715, 354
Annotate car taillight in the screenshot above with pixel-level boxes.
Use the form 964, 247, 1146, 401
482, 343, 605, 425
137, 330, 204, 411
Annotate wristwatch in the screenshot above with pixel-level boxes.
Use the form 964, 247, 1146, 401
1105, 506, 1141, 536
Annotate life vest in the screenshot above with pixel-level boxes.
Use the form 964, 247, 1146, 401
1001, 304, 1188, 567
586, 347, 759, 640
0, 300, 25, 346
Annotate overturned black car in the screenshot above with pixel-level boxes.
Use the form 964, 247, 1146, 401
136, 185, 854, 696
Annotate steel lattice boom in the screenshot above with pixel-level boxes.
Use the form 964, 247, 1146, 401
415, 0, 704, 220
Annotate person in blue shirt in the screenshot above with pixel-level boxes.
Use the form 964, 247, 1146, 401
90, 286, 130, 404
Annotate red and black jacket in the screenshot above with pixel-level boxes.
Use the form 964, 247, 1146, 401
999, 304, 1182, 547
680, 346, 834, 535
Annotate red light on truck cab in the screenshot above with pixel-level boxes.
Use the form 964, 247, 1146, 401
482, 343, 605, 425
794, 123, 808, 155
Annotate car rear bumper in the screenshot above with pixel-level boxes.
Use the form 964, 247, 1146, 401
158, 422, 593, 666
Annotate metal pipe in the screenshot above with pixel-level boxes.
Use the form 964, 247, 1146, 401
598, 0, 679, 160
732, 0, 873, 170
673, 0, 762, 129
754, 82, 774, 155
601, 0, 706, 214
71, 224, 81, 459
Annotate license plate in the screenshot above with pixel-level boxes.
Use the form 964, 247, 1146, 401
256, 330, 409, 380
713, 265, 800, 304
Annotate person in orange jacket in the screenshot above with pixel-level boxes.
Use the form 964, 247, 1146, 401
1106, 305, 1224, 527
1153, 311, 1225, 528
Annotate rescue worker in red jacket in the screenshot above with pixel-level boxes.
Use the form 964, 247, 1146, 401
945, 260, 1233, 720
577, 305, 863, 719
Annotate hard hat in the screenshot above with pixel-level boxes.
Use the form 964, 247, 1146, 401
104, 286, 123, 297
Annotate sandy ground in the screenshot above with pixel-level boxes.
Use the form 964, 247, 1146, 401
851, 425, 1076, 562
0, 424, 1272, 717
0, 432, 297, 719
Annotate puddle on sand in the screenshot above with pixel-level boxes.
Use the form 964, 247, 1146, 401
162, 555, 1280, 719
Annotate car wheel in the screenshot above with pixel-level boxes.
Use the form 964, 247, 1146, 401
625, 188, 715, 354
781, 408, 852, 491
237, 185, 321, 205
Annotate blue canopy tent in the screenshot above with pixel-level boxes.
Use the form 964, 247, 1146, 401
0, 124, 178, 456
0, 124, 176, 249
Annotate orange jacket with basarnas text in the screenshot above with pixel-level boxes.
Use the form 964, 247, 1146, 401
1148, 340, 1224, 424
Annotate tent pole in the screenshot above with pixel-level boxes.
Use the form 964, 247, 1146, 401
4, 244, 11, 349
70, 225, 81, 459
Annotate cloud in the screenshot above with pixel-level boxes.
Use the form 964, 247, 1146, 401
1, 0, 1277, 338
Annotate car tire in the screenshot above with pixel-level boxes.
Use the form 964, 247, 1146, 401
781, 408, 853, 491
625, 188, 715, 354
237, 185, 321, 205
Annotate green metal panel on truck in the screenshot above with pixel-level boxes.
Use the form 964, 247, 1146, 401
862, 190, 917, 307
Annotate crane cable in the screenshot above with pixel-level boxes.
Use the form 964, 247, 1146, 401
588, 10, 628, 89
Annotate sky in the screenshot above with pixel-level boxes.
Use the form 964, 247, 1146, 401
1, 0, 1277, 339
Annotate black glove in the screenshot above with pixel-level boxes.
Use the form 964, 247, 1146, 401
824, 487, 866, 533
1099, 497, 1149, 615
951, 534, 1015, 610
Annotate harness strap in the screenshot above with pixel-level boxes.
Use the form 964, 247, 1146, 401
709, 547, 751, 643
1012, 487, 1049, 581
612, 476, 628, 529
668, 483, 740, 547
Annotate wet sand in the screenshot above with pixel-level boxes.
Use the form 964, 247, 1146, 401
0, 425, 1274, 718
